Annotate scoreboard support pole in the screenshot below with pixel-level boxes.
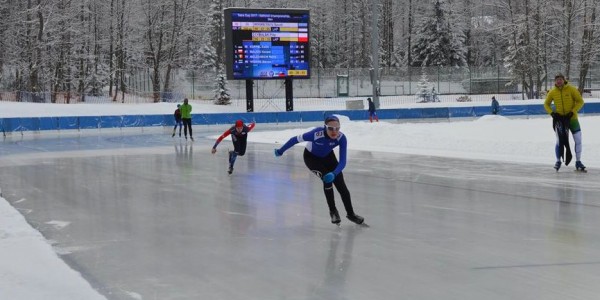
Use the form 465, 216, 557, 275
285, 77, 294, 111
246, 79, 254, 112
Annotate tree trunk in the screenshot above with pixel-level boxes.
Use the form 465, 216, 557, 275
564, 0, 573, 77
577, 0, 596, 94
109, 0, 115, 98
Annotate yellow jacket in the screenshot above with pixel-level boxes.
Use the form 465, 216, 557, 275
544, 81, 584, 119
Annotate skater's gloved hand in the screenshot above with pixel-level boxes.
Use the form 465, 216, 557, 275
211, 148, 217, 154
274, 149, 282, 157
322, 172, 335, 183
566, 111, 574, 119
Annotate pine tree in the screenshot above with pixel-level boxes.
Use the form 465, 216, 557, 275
416, 67, 432, 102
213, 71, 231, 105
411, 0, 467, 67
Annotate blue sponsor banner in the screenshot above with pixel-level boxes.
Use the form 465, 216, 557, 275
7, 102, 599, 133
100, 116, 123, 128
448, 107, 475, 118
123, 115, 145, 127
39, 117, 59, 131
144, 115, 166, 127
58, 117, 79, 130
79, 116, 100, 129
421, 107, 449, 119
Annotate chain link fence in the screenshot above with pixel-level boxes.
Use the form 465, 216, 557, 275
2, 64, 599, 105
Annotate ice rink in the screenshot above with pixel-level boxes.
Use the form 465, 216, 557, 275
2, 125, 600, 300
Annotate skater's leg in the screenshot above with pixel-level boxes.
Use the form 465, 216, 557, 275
187, 120, 193, 138
183, 119, 189, 137
572, 130, 582, 161
233, 141, 247, 157
569, 119, 583, 161
229, 151, 238, 166
323, 182, 337, 212
304, 149, 338, 213
332, 173, 355, 216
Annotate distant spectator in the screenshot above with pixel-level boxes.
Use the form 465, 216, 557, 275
367, 97, 379, 123
431, 87, 439, 102
491, 96, 500, 115
171, 104, 182, 137
180, 98, 193, 141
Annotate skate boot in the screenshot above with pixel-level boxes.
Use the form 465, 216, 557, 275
554, 161, 561, 171
346, 214, 364, 225
329, 209, 341, 225
172, 130, 175, 137
227, 164, 234, 175
576, 161, 586, 172
190, 136, 194, 141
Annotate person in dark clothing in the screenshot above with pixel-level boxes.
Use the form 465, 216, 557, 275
274, 115, 364, 225
172, 104, 182, 137
367, 97, 379, 122
211, 120, 256, 174
491, 96, 500, 115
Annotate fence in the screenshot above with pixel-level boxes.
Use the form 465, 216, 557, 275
2, 64, 599, 105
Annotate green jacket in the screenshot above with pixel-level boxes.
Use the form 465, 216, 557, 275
180, 103, 192, 119
543, 81, 584, 119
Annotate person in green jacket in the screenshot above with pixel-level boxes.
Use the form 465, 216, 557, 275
179, 98, 193, 141
544, 73, 585, 172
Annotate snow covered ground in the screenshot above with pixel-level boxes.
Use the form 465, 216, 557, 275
1, 98, 599, 299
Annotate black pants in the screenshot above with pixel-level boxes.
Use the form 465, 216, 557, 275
173, 119, 182, 134
182, 118, 192, 137
303, 149, 355, 216
229, 140, 248, 167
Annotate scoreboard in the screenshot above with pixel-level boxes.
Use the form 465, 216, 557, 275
224, 8, 310, 80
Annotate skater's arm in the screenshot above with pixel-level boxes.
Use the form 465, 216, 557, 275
543, 92, 554, 114
246, 122, 256, 132
276, 129, 317, 155
277, 136, 300, 154
212, 129, 232, 151
332, 135, 347, 175
572, 88, 584, 113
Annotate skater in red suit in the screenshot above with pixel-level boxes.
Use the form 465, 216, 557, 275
211, 120, 255, 174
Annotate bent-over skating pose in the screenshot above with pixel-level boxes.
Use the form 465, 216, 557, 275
211, 120, 255, 174
274, 115, 364, 225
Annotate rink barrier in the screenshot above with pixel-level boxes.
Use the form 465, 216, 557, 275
2, 103, 600, 133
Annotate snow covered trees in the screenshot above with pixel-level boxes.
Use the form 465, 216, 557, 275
411, 0, 467, 67
0, 0, 597, 101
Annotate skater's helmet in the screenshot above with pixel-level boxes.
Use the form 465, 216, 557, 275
324, 115, 339, 124
235, 120, 244, 127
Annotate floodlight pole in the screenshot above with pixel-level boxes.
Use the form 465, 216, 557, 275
371, 0, 381, 109
285, 77, 294, 111
246, 79, 254, 112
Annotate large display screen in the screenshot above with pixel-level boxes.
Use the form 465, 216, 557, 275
224, 8, 310, 80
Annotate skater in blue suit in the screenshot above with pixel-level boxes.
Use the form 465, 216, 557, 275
274, 115, 364, 225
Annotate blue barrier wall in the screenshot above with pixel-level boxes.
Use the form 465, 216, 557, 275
2, 103, 599, 133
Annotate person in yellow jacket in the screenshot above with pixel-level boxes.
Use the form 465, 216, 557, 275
179, 98, 193, 141
543, 73, 585, 172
